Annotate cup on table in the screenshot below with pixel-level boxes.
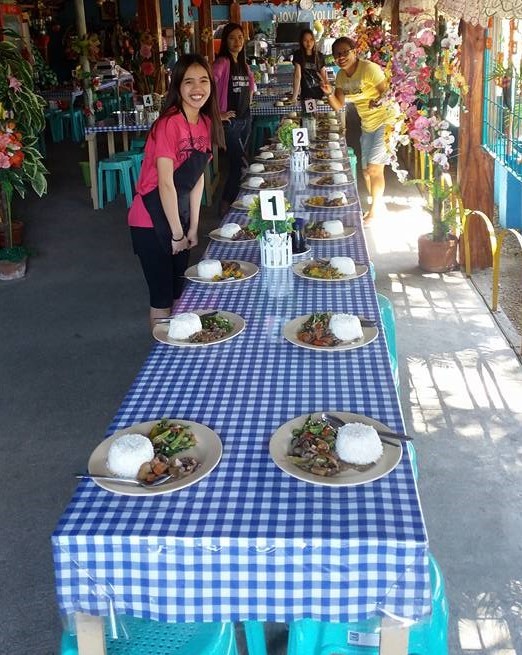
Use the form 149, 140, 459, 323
114, 110, 124, 126
291, 218, 307, 254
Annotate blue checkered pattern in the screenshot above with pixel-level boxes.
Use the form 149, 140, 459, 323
41, 88, 83, 102
52, 164, 431, 626
85, 120, 148, 136
252, 100, 333, 117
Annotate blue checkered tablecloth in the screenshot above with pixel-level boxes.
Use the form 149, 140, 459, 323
52, 154, 431, 626
252, 99, 334, 117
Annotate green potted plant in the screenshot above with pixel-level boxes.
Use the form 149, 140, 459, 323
0, 31, 48, 279
247, 195, 294, 268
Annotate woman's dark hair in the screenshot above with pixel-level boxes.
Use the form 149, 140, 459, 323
298, 28, 320, 71
332, 36, 357, 55
217, 22, 248, 75
151, 53, 224, 148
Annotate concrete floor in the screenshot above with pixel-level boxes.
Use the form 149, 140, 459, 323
1, 139, 521, 654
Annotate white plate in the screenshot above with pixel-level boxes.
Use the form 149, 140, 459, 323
208, 228, 256, 243
310, 177, 351, 188
308, 164, 350, 174
185, 261, 259, 284
292, 261, 368, 281
310, 154, 349, 163
304, 225, 356, 240
254, 154, 290, 163
302, 199, 358, 211
269, 411, 402, 487
283, 314, 378, 351
230, 200, 253, 212
88, 419, 223, 496
153, 310, 246, 347
241, 179, 288, 191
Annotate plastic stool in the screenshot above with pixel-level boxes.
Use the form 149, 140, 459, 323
60, 618, 240, 655
120, 91, 135, 110
97, 158, 134, 208
112, 150, 145, 187
250, 116, 279, 154
377, 293, 399, 391
287, 553, 448, 655
45, 109, 64, 143
63, 108, 86, 143
130, 137, 147, 151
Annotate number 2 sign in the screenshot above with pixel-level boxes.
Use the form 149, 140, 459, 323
259, 190, 286, 221
292, 127, 309, 148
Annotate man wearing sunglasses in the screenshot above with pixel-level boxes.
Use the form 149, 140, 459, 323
321, 36, 394, 224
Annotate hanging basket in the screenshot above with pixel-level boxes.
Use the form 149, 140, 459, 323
259, 231, 292, 268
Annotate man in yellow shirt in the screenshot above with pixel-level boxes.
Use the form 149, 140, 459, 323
321, 36, 394, 223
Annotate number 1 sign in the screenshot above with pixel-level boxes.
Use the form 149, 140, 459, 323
259, 190, 286, 225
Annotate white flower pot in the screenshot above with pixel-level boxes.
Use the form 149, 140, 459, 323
290, 149, 309, 172
259, 231, 292, 268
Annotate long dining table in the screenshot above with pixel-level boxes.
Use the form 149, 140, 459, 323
52, 143, 431, 654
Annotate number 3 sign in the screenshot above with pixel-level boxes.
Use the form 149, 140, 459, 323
304, 98, 317, 113
259, 190, 286, 221
292, 127, 309, 147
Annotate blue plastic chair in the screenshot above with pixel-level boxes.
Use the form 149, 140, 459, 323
287, 553, 449, 655
97, 158, 134, 208
112, 150, 145, 188
130, 137, 147, 151
61, 619, 238, 655
250, 116, 279, 154
377, 293, 399, 391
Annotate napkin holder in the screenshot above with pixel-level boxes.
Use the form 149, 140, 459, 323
259, 231, 292, 268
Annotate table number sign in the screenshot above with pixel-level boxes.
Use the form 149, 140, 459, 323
304, 98, 317, 114
258, 189, 292, 269
259, 189, 286, 223
143, 94, 153, 107
292, 127, 309, 148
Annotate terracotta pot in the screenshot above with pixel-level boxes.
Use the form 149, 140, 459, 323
0, 220, 24, 248
0, 256, 27, 280
418, 233, 458, 273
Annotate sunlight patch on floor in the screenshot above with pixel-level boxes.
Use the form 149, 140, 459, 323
459, 617, 516, 653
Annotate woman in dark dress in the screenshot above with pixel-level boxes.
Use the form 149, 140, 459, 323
213, 23, 255, 216
290, 29, 328, 105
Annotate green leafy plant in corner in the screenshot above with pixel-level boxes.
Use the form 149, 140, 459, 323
407, 172, 469, 242
0, 29, 48, 261
246, 196, 294, 237
277, 120, 299, 148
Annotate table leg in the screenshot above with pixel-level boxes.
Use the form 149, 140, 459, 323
75, 612, 106, 655
379, 617, 409, 654
86, 134, 99, 211
122, 132, 129, 151
107, 133, 116, 157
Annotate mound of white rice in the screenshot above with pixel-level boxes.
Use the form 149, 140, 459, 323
197, 259, 222, 280
328, 141, 341, 150
329, 150, 343, 159
249, 163, 265, 173
329, 192, 348, 205
322, 219, 344, 236
220, 223, 241, 238
168, 312, 202, 340
329, 162, 344, 172
330, 256, 356, 275
241, 194, 257, 208
275, 143, 286, 150
107, 433, 154, 478
333, 173, 348, 185
328, 133, 340, 141
259, 151, 274, 160
329, 313, 363, 341
247, 176, 265, 188
336, 422, 383, 465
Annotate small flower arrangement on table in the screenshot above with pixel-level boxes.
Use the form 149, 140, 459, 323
246, 196, 294, 237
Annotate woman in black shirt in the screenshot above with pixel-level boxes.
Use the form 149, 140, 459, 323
213, 23, 255, 216
290, 29, 328, 105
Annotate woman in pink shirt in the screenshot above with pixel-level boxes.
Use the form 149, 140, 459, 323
128, 54, 224, 329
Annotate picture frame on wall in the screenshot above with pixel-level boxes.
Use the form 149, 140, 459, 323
100, 0, 118, 21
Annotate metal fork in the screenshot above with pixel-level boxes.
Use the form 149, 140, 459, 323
76, 474, 173, 488
320, 412, 413, 446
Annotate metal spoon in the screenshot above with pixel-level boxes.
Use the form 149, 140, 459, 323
76, 473, 173, 488
153, 310, 218, 324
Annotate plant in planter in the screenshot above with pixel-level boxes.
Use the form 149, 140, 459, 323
0, 31, 48, 277
277, 120, 299, 149
247, 195, 294, 268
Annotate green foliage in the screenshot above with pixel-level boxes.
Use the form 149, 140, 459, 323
0, 30, 48, 247
407, 173, 468, 242
0, 244, 32, 261
277, 120, 299, 148
246, 196, 294, 236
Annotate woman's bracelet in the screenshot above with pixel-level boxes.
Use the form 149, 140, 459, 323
171, 233, 185, 242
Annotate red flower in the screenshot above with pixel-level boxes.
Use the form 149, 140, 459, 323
10, 150, 24, 168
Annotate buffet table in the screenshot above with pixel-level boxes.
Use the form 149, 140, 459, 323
52, 148, 430, 654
